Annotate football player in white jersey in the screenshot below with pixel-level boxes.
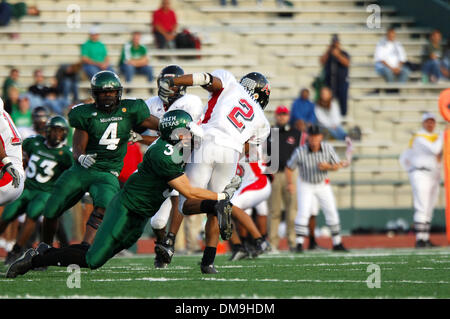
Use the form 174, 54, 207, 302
0, 97, 25, 205
228, 150, 272, 261
143, 65, 207, 268
157, 70, 271, 274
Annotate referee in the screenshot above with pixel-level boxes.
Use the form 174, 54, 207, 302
285, 125, 349, 252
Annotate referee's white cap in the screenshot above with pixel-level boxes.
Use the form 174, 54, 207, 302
422, 112, 436, 122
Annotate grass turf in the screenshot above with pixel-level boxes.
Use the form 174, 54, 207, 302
0, 248, 449, 299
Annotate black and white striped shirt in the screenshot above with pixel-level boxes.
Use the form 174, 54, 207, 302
286, 142, 340, 184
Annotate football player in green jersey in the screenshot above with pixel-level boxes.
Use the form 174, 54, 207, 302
41, 70, 160, 247
7, 110, 240, 277
0, 116, 73, 263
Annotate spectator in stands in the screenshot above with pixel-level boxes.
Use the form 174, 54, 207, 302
421, 30, 448, 83
120, 31, 154, 93
27, 69, 67, 115
55, 62, 81, 104
152, 0, 177, 49
221, 0, 238, 5
4, 85, 20, 114
442, 38, 450, 79
374, 27, 410, 83
315, 86, 347, 140
320, 34, 350, 116
0, 1, 39, 27
268, 105, 304, 252
289, 88, 317, 132
81, 26, 115, 79
11, 96, 31, 129
2, 68, 19, 99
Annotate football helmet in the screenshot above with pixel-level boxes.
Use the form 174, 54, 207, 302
158, 109, 193, 145
31, 106, 50, 135
46, 115, 69, 147
91, 70, 123, 112
240, 72, 270, 110
157, 65, 186, 107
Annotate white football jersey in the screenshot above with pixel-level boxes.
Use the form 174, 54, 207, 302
0, 105, 23, 169
236, 154, 267, 187
201, 69, 270, 152
143, 94, 205, 137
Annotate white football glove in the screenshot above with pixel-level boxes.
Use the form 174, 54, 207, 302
221, 176, 242, 200
78, 153, 97, 169
187, 122, 204, 138
158, 76, 175, 105
0, 157, 21, 188
129, 130, 143, 143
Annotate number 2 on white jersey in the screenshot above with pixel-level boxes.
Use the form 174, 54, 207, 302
227, 99, 254, 132
99, 122, 120, 150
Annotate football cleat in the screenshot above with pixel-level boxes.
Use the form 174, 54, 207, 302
424, 240, 439, 248
154, 237, 175, 264
215, 200, 233, 241
35, 242, 51, 255
295, 243, 303, 253
332, 243, 349, 252
200, 263, 218, 274
229, 247, 249, 261
253, 238, 271, 257
4, 249, 24, 265
6, 248, 37, 278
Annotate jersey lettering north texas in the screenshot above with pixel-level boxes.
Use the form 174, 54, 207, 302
68, 99, 150, 175
201, 69, 270, 152
23, 135, 73, 192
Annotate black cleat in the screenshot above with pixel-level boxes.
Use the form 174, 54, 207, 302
424, 240, 439, 248
229, 247, 249, 261
154, 243, 169, 269
295, 243, 303, 253
415, 240, 427, 248
332, 243, 349, 252
253, 238, 271, 257
200, 263, 218, 274
35, 242, 52, 255
6, 248, 37, 278
215, 200, 233, 241
154, 238, 174, 264
4, 249, 23, 265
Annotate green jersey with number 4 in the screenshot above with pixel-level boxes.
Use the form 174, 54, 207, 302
23, 135, 73, 192
120, 138, 184, 216
68, 98, 150, 175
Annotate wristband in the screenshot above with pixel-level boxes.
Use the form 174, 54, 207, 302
192, 72, 212, 86
217, 193, 227, 201
1, 157, 12, 165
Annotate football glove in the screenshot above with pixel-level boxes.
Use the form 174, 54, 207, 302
221, 176, 242, 200
187, 122, 204, 138
158, 76, 175, 104
129, 130, 143, 143
78, 153, 97, 169
0, 158, 21, 188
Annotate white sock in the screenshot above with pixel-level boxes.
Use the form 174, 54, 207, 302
296, 236, 305, 245
416, 232, 426, 241
423, 232, 430, 241
332, 235, 342, 246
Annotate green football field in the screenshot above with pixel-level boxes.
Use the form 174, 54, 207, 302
0, 248, 449, 299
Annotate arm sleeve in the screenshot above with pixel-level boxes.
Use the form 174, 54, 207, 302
286, 148, 300, 170
68, 107, 88, 131
248, 118, 270, 145
154, 155, 184, 182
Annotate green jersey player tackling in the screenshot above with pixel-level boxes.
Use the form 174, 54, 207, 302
7, 110, 240, 277
41, 70, 160, 247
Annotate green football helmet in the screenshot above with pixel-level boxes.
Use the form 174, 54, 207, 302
90, 70, 123, 112
46, 115, 69, 146
158, 109, 193, 145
